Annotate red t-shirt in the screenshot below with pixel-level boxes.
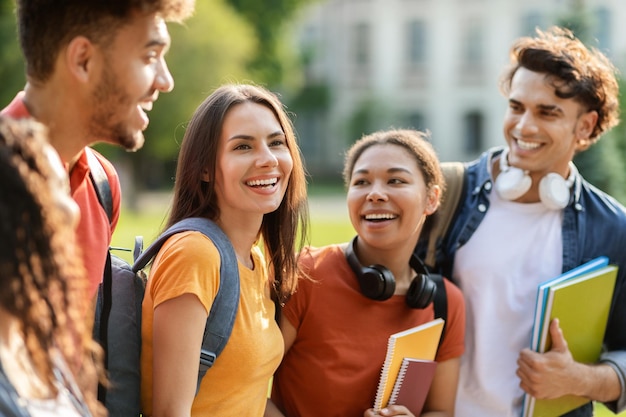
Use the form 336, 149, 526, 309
272, 244, 466, 417
2, 92, 121, 297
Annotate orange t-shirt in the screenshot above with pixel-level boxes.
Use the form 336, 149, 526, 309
272, 244, 466, 417
141, 231, 283, 416
2, 92, 121, 297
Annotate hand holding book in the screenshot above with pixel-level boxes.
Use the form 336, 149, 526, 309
388, 358, 437, 416
520, 260, 618, 417
373, 318, 444, 413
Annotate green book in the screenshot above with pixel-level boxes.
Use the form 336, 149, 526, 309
522, 264, 618, 417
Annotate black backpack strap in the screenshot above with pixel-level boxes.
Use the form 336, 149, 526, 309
97, 250, 113, 405
132, 217, 240, 396
85, 147, 113, 225
430, 273, 448, 350
85, 147, 115, 406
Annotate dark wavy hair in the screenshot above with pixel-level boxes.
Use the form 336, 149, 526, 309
499, 26, 620, 143
17, 0, 195, 82
0, 116, 105, 416
167, 83, 309, 303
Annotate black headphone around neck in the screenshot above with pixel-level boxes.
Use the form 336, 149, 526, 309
344, 237, 437, 309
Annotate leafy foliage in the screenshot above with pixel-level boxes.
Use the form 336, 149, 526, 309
224, 0, 317, 87
0, 0, 26, 107
558, 5, 626, 204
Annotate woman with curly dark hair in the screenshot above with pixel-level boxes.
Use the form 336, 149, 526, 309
0, 116, 105, 417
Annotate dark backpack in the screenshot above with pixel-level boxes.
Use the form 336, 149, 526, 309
88, 149, 240, 416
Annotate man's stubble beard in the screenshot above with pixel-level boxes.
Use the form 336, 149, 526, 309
89, 65, 145, 152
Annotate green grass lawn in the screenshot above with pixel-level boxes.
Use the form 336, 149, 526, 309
111, 191, 623, 416
110, 190, 355, 262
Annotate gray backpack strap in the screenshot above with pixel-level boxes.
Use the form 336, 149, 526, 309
132, 217, 240, 396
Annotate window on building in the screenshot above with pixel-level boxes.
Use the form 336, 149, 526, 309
461, 20, 483, 67
458, 20, 485, 85
353, 22, 370, 66
593, 7, 611, 55
464, 111, 484, 153
406, 112, 426, 131
407, 20, 427, 66
522, 11, 544, 36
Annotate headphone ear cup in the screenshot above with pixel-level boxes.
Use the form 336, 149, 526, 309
538, 172, 570, 210
359, 265, 396, 301
406, 274, 437, 309
344, 239, 396, 301
495, 166, 532, 201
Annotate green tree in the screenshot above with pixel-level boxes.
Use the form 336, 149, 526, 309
0, 0, 26, 107
224, 0, 317, 87
558, 2, 626, 203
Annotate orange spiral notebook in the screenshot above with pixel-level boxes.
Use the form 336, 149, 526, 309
373, 318, 444, 412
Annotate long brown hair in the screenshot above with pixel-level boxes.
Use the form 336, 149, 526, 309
167, 83, 309, 302
0, 116, 105, 416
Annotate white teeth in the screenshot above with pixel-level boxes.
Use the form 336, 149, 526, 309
517, 140, 541, 150
364, 213, 396, 220
247, 178, 278, 187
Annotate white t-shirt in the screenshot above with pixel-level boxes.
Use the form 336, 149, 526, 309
25, 386, 88, 417
453, 188, 563, 417
20, 353, 90, 417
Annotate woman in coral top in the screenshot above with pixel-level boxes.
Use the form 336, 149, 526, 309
268, 129, 466, 417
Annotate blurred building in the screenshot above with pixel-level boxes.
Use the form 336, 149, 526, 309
290, 0, 626, 180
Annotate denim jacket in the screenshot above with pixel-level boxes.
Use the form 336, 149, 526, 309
417, 147, 626, 416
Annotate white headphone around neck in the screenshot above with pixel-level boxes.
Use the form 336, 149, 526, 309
494, 147, 577, 210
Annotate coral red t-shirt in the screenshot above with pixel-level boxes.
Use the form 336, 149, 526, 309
2, 92, 121, 297
272, 244, 466, 417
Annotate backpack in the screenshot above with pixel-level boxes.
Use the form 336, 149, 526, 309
423, 161, 467, 271
419, 161, 467, 342
87, 149, 241, 416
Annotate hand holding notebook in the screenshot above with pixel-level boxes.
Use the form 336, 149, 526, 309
373, 318, 444, 412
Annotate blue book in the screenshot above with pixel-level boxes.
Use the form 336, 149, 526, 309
521, 256, 611, 417
528, 256, 609, 352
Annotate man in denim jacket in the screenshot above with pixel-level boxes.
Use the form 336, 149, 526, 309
417, 27, 626, 417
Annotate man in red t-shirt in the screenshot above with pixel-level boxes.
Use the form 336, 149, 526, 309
2, 0, 195, 299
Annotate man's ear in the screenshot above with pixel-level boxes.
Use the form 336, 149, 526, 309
64, 36, 96, 83
575, 110, 598, 151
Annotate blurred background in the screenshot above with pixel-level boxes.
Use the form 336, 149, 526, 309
1, 2, 625, 414
1, 0, 626, 209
